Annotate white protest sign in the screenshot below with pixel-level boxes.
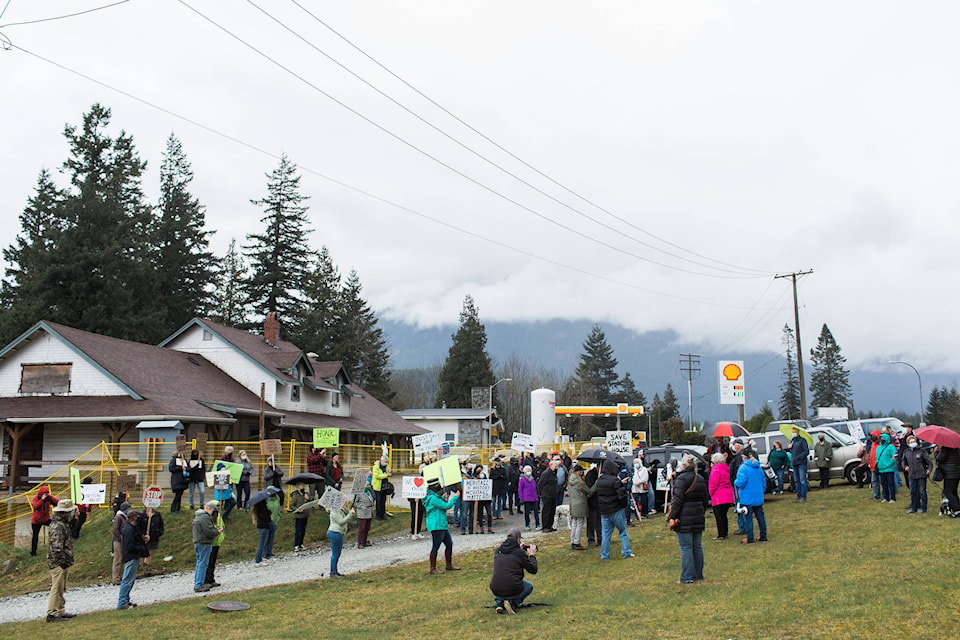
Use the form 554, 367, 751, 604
351, 469, 369, 494
606, 430, 632, 454
402, 475, 428, 499
655, 468, 669, 492
213, 471, 231, 490
412, 432, 443, 456
511, 432, 535, 453
462, 479, 493, 501
80, 483, 107, 505
142, 485, 164, 508
849, 420, 865, 441
318, 486, 346, 512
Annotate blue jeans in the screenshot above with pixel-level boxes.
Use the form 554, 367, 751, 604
793, 463, 808, 499
744, 505, 767, 541
221, 496, 237, 520
774, 468, 785, 493
189, 482, 205, 509
453, 499, 462, 526
118, 558, 139, 607
430, 529, 453, 554
880, 471, 897, 501
495, 579, 534, 609
600, 510, 631, 559
328, 530, 344, 575
256, 527, 271, 563
647, 485, 655, 512
194, 544, 212, 589
493, 494, 506, 517
461, 501, 475, 533
909, 477, 928, 511
675, 530, 704, 582
266, 521, 276, 556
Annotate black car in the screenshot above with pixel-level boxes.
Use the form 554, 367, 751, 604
636, 444, 708, 513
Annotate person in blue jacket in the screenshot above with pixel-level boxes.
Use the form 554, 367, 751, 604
422, 479, 461, 575
786, 428, 810, 502
875, 433, 899, 503
733, 450, 767, 544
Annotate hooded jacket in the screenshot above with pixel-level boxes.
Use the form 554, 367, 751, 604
567, 470, 595, 519
595, 461, 628, 515
935, 446, 960, 480
733, 458, 766, 507
489, 535, 538, 597
422, 489, 459, 531
875, 435, 898, 473
670, 468, 709, 533
193, 508, 218, 545
31, 487, 58, 525
518, 474, 538, 502
708, 461, 735, 506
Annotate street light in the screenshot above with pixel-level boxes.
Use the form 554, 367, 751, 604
488, 378, 512, 445
888, 361, 925, 427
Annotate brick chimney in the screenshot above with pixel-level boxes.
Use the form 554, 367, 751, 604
264, 312, 280, 345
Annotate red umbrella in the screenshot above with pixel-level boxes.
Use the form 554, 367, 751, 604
702, 421, 750, 438
915, 425, 960, 449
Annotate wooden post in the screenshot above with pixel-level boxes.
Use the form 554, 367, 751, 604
414, 499, 419, 535
259, 383, 266, 441
473, 500, 478, 534
3, 422, 37, 494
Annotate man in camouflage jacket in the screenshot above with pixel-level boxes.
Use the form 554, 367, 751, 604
46, 499, 78, 622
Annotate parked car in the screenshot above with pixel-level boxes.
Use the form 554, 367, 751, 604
764, 419, 814, 433
742, 432, 791, 492
806, 426, 863, 484
821, 417, 906, 442
640, 444, 708, 512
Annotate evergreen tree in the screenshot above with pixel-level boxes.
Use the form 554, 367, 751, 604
435, 295, 495, 408
290, 247, 341, 359
925, 386, 944, 426
210, 239, 249, 327
661, 383, 681, 421
926, 386, 960, 428
154, 134, 216, 331
574, 324, 620, 406
617, 371, 647, 408
337, 269, 393, 403
244, 154, 312, 327
778, 323, 801, 420
808, 324, 852, 411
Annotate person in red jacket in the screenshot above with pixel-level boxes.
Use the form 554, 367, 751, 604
31, 485, 59, 556
72, 478, 94, 539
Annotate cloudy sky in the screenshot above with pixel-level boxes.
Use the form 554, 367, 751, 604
2, 1, 959, 375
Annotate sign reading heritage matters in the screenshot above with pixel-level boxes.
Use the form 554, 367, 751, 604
462, 479, 492, 502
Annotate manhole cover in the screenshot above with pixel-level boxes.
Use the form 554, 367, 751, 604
207, 601, 251, 612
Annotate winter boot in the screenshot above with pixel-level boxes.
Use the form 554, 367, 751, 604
444, 546, 460, 571
429, 552, 440, 575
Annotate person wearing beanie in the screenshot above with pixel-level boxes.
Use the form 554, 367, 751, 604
422, 478, 461, 575
489, 527, 538, 614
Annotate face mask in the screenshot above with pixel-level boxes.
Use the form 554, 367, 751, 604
909, 442, 917, 449
525, 471, 532, 477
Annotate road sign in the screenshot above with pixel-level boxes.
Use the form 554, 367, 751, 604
143, 485, 164, 508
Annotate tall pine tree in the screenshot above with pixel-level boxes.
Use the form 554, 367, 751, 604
244, 154, 312, 328
211, 239, 248, 327
778, 323, 801, 420
435, 295, 495, 408
290, 247, 341, 359
808, 324, 852, 412
154, 134, 216, 331
574, 324, 621, 406
338, 269, 393, 404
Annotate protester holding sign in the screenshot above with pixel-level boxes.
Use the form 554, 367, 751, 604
238, 451, 255, 509
325, 453, 344, 492
354, 480, 375, 549
289, 483, 311, 552
72, 478, 94, 539
213, 462, 237, 521
168, 453, 189, 513
137, 507, 164, 574
326, 502, 356, 577
423, 479, 461, 575
264, 456, 285, 506
187, 450, 206, 510
306, 447, 327, 499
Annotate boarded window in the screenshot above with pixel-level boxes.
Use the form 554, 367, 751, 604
20, 363, 72, 394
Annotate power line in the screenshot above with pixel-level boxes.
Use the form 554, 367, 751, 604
179, 0, 767, 281
0, 0, 130, 29
287, 0, 775, 278
7, 43, 781, 313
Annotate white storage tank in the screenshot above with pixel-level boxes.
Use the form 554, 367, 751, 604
530, 388, 556, 445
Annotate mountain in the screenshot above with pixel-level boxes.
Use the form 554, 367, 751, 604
381, 318, 957, 421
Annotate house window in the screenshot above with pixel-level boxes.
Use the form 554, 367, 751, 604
202, 330, 213, 341
331, 392, 340, 408
20, 363, 72, 394
445, 433, 456, 442
291, 385, 301, 402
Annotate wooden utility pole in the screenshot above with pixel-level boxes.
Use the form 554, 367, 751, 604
775, 270, 814, 420
259, 383, 266, 441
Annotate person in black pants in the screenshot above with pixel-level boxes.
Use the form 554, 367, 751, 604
935, 445, 960, 514
168, 453, 189, 513
537, 459, 559, 532
584, 465, 601, 545
506, 458, 520, 515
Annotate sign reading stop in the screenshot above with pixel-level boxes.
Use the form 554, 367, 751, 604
143, 485, 164, 508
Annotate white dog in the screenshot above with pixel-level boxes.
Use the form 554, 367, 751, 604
554, 504, 571, 529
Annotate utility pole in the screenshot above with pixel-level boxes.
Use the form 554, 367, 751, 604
680, 353, 701, 431
775, 270, 813, 421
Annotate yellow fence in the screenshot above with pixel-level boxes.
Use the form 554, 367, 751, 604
0, 439, 592, 547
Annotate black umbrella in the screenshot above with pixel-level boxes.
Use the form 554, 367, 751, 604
286, 472, 324, 485
576, 448, 626, 466
246, 485, 281, 507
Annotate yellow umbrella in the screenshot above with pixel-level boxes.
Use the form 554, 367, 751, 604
779, 424, 813, 445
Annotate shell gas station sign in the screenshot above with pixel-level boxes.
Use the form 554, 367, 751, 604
718, 360, 745, 406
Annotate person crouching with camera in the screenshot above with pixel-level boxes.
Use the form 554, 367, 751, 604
489, 527, 538, 614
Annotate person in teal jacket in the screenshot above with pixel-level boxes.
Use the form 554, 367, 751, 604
422, 479, 461, 575
875, 434, 898, 503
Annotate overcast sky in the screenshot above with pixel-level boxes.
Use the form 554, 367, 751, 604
3, 1, 959, 376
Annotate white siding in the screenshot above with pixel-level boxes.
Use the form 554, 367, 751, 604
274, 383, 350, 417
166, 325, 277, 405
33, 423, 138, 479
0, 332, 128, 397
403, 419, 461, 444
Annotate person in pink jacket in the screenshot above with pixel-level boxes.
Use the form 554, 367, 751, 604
707, 453, 735, 540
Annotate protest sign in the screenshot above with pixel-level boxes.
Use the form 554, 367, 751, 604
423, 456, 462, 487
195, 432, 208, 451
440, 442, 451, 459
656, 467, 669, 492
412, 432, 442, 456
606, 430, 632, 454
318, 486, 346, 512
462, 478, 492, 501
292, 498, 320, 514
259, 439, 282, 456
176, 435, 190, 456
511, 432, 535, 453
210, 470, 231, 490
849, 420, 865, 441
402, 475, 428, 499
351, 469, 369, 494
214, 460, 243, 484
80, 483, 107, 504
70, 467, 82, 504
143, 485, 164, 508
313, 428, 340, 448
117, 474, 137, 492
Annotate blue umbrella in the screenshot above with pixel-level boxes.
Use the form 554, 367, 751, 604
246, 485, 281, 507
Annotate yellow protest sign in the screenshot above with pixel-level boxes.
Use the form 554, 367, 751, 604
313, 428, 339, 448
422, 456, 462, 487
70, 467, 82, 504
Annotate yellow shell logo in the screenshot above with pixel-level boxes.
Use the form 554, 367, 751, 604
722, 363, 742, 381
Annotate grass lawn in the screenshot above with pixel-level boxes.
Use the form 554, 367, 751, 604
0, 501, 409, 597
3, 485, 959, 639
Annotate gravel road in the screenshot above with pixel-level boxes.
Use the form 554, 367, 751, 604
0, 510, 548, 624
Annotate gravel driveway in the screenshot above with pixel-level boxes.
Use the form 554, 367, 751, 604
0, 509, 549, 624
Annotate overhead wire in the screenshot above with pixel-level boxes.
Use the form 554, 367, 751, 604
7, 43, 778, 312
246, 0, 767, 279
0, 0, 130, 28
177, 0, 767, 280
286, 0, 775, 278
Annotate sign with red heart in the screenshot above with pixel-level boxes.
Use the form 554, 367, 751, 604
402, 475, 427, 499
413, 477, 424, 487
